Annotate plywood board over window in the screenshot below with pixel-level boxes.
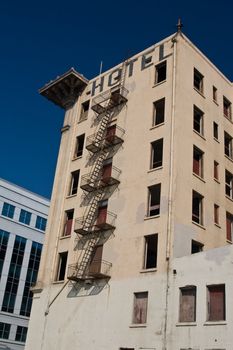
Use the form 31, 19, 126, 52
179, 286, 196, 322
132, 292, 148, 324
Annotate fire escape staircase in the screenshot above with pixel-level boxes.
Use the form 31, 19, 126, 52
67, 64, 128, 282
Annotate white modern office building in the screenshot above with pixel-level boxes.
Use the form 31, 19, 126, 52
0, 178, 49, 350
26, 28, 233, 350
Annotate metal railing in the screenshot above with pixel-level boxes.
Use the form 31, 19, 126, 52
74, 210, 117, 235
91, 86, 129, 114
86, 126, 125, 153
80, 173, 98, 192
67, 259, 112, 281
100, 166, 121, 186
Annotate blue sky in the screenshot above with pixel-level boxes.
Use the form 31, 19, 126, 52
0, 0, 232, 199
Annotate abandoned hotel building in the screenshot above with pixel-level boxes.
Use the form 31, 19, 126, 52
25, 30, 233, 350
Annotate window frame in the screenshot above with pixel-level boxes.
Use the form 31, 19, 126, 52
153, 98, 165, 126
143, 234, 158, 269
132, 291, 148, 325
225, 170, 233, 199
224, 131, 233, 159
193, 146, 204, 178
223, 96, 232, 120
74, 134, 85, 158
79, 100, 90, 122
19, 209, 32, 226
193, 68, 204, 94
155, 61, 167, 85
150, 139, 163, 169
56, 251, 68, 282
214, 204, 219, 225
1, 202, 15, 219
179, 286, 196, 323
147, 184, 161, 217
207, 284, 225, 322
69, 170, 80, 196
192, 190, 204, 226
213, 122, 218, 140
193, 106, 204, 136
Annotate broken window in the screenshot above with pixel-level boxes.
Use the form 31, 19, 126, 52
148, 184, 161, 217
214, 204, 219, 225
224, 132, 233, 158
193, 106, 204, 135
74, 134, 85, 158
56, 252, 68, 281
191, 240, 203, 254
193, 146, 203, 177
225, 170, 233, 198
213, 86, 217, 102
192, 191, 203, 225
63, 209, 74, 236
213, 122, 218, 140
193, 68, 204, 93
155, 61, 166, 84
80, 100, 90, 121
132, 292, 148, 324
69, 170, 80, 196
226, 212, 233, 241
223, 96, 231, 120
153, 98, 165, 126
151, 139, 163, 169
179, 286, 196, 322
144, 234, 158, 269
207, 284, 225, 321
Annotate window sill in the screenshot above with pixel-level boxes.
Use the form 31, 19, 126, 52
140, 268, 157, 273
66, 194, 77, 199
214, 178, 220, 184
153, 80, 166, 88
60, 235, 71, 240
193, 173, 205, 183
214, 137, 220, 144
224, 154, 233, 163
52, 280, 65, 285
224, 115, 233, 124
192, 221, 206, 230
148, 166, 163, 173
72, 155, 83, 161
213, 99, 219, 106
226, 239, 232, 244
193, 130, 206, 140
78, 117, 88, 124
176, 322, 197, 327
203, 321, 227, 326
193, 87, 205, 98
214, 223, 221, 229
129, 324, 147, 328
144, 215, 160, 221
225, 195, 233, 203
150, 122, 165, 130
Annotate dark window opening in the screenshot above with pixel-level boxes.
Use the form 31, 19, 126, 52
193, 146, 203, 177
192, 191, 203, 225
213, 86, 217, 102
225, 170, 233, 198
75, 134, 85, 158
56, 252, 68, 281
80, 100, 90, 121
69, 170, 80, 196
223, 96, 231, 119
193, 106, 204, 135
214, 161, 219, 181
63, 210, 74, 237
155, 61, 167, 84
153, 98, 165, 126
226, 212, 233, 241
0, 322, 11, 339
148, 184, 161, 217
151, 139, 163, 169
224, 131, 232, 158
15, 326, 28, 343
191, 240, 203, 254
213, 122, 218, 140
214, 204, 219, 225
144, 234, 158, 269
194, 68, 204, 93
1, 202, 15, 219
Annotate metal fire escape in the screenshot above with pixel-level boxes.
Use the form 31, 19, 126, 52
67, 64, 128, 282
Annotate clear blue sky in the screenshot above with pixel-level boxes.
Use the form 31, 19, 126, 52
0, 0, 232, 199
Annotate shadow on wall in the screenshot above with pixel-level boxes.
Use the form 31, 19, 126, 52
67, 278, 110, 298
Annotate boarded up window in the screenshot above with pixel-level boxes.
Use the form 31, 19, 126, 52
132, 292, 148, 324
193, 146, 203, 177
207, 285, 225, 321
179, 286, 196, 322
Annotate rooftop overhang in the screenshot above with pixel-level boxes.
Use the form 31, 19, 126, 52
39, 68, 89, 109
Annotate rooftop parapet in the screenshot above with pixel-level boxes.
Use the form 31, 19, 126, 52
39, 68, 88, 109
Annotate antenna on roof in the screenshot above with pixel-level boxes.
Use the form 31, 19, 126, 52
99, 61, 103, 75
176, 18, 183, 33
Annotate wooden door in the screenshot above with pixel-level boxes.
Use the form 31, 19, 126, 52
96, 206, 107, 226
102, 163, 112, 182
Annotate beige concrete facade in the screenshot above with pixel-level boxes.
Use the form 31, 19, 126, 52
25, 32, 233, 350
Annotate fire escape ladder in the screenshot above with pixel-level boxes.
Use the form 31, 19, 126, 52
82, 191, 103, 232
74, 236, 99, 280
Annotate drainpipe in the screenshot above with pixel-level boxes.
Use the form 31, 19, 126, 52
163, 33, 178, 350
